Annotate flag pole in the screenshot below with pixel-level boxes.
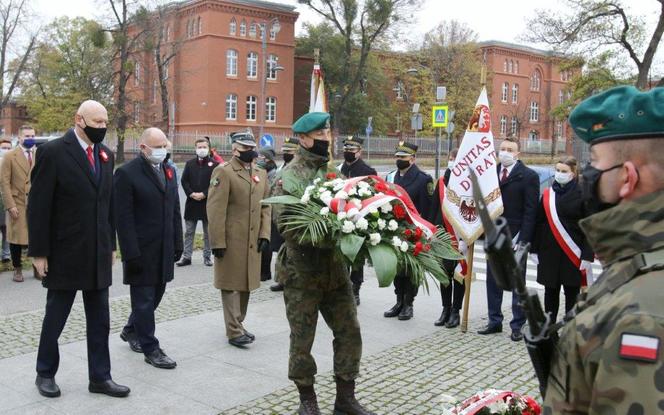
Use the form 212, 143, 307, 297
461, 55, 488, 334
460, 244, 475, 333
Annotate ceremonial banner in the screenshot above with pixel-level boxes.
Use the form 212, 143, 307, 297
309, 63, 328, 113
442, 87, 503, 243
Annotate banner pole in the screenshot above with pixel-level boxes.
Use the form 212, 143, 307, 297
460, 243, 475, 333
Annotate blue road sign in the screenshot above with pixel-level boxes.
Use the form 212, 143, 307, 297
365, 125, 373, 136
260, 134, 274, 147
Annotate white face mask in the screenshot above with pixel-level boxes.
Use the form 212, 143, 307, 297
147, 147, 168, 164
447, 160, 455, 168
196, 148, 209, 158
498, 151, 516, 167
554, 171, 574, 185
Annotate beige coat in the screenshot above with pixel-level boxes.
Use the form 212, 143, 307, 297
1, 146, 34, 245
207, 158, 271, 292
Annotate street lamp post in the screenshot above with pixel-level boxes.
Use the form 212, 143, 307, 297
258, 17, 281, 141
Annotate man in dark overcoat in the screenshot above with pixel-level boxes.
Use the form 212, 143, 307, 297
115, 127, 183, 368
28, 100, 130, 398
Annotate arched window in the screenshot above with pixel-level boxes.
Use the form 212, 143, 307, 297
229, 18, 236, 35
503, 59, 508, 72
500, 115, 507, 136
247, 52, 258, 78
249, 22, 257, 37
192, 18, 198, 36
511, 116, 518, 137
226, 94, 237, 120
197, 16, 202, 35
267, 54, 278, 80
269, 24, 277, 40
515, 61, 519, 73
246, 96, 257, 121
501, 82, 509, 102
226, 49, 238, 76
508, 60, 513, 73
530, 70, 541, 91
512, 84, 518, 103
240, 19, 246, 36
265, 97, 276, 122
186, 19, 192, 38
134, 61, 141, 86
530, 101, 539, 122
528, 130, 539, 141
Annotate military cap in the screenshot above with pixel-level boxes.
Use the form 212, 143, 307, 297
569, 85, 664, 145
230, 131, 256, 147
282, 137, 300, 153
292, 112, 331, 134
394, 141, 418, 156
343, 135, 364, 149
259, 146, 276, 161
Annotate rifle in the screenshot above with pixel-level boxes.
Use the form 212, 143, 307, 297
469, 171, 558, 398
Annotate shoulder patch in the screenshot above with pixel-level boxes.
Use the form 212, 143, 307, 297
619, 333, 659, 362
211, 178, 220, 187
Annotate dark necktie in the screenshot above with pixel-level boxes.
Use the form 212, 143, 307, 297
501, 167, 509, 183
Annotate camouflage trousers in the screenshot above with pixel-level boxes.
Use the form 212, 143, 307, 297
283, 278, 362, 386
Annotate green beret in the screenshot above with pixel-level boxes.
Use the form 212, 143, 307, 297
569, 86, 664, 145
292, 112, 331, 134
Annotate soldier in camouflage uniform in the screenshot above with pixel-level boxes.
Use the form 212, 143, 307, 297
271, 112, 375, 415
543, 86, 664, 413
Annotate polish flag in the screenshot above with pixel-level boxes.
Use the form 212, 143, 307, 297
619, 334, 660, 361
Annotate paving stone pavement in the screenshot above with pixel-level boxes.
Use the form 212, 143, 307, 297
0, 282, 280, 360
221, 313, 540, 415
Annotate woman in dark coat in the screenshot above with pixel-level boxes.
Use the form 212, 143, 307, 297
531, 156, 594, 320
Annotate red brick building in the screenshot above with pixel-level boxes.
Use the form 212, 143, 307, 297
479, 40, 573, 143
127, 0, 298, 137
0, 102, 30, 137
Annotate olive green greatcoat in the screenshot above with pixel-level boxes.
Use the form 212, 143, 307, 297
207, 157, 271, 292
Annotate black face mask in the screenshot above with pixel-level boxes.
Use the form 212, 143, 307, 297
581, 163, 623, 215
306, 139, 330, 158
343, 151, 357, 163
80, 117, 107, 144
283, 153, 294, 164
237, 149, 258, 163
396, 159, 411, 170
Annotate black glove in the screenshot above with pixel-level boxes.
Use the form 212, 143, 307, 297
212, 248, 226, 258
257, 238, 269, 253
125, 257, 143, 275
174, 250, 183, 262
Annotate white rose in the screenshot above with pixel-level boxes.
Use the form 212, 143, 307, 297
313, 178, 321, 185
377, 219, 386, 230
320, 207, 330, 216
358, 188, 372, 197
335, 190, 349, 200
388, 220, 398, 231
305, 185, 315, 193
368, 206, 379, 214
355, 218, 369, 230
346, 207, 359, 219
341, 220, 355, 233
348, 187, 357, 196
380, 203, 393, 213
358, 181, 370, 189
337, 211, 347, 220
369, 233, 381, 245
392, 236, 402, 247
400, 241, 409, 252
349, 198, 362, 208
301, 193, 311, 203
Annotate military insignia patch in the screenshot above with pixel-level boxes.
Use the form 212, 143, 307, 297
427, 181, 434, 196
211, 178, 220, 187
619, 333, 659, 362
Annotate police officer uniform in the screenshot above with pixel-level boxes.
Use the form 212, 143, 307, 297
543, 86, 664, 413
340, 135, 377, 305
384, 142, 433, 320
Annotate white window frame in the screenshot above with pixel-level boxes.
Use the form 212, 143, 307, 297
508, 60, 513, 73
246, 96, 257, 121
501, 82, 508, 102
530, 101, 539, 122
134, 102, 140, 124
240, 19, 246, 36
511, 116, 518, 136
267, 54, 278, 80
226, 94, 237, 120
247, 52, 258, 78
134, 61, 140, 86
500, 115, 507, 135
503, 59, 507, 72
512, 84, 518, 104
249, 22, 257, 38
265, 96, 276, 122
226, 49, 238, 77
531, 70, 541, 91
230, 18, 236, 35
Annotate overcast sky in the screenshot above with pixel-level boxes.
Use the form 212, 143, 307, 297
34, 0, 663, 73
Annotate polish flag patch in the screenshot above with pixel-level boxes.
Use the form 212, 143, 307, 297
619, 333, 660, 362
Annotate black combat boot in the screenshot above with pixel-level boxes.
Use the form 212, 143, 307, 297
383, 294, 403, 317
445, 309, 461, 328
352, 283, 361, 306
333, 378, 376, 415
434, 307, 451, 326
297, 384, 320, 415
398, 293, 414, 320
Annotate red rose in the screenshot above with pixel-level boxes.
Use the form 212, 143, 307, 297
165, 168, 173, 180
99, 150, 109, 163
393, 204, 406, 220
423, 244, 431, 252
415, 228, 423, 240
374, 181, 388, 192
326, 172, 337, 179
404, 229, 412, 238
524, 397, 541, 415
413, 241, 423, 256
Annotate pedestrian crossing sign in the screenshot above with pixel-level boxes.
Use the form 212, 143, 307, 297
432, 105, 449, 128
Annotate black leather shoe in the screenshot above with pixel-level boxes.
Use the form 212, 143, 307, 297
244, 330, 256, 341
120, 331, 142, 353
176, 258, 191, 267
510, 331, 524, 342
35, 375, 61, 398
269, 283, 284, 292
144, 348, 177, 369
228, 334, 253, 348
477, 325, 502, 335
88, 379, 130, 398
397, 305, 413, 320
383, 298, 403, 318
204, 257, 213, 267
445, 311, 461, 328
434, 307, 451, 326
